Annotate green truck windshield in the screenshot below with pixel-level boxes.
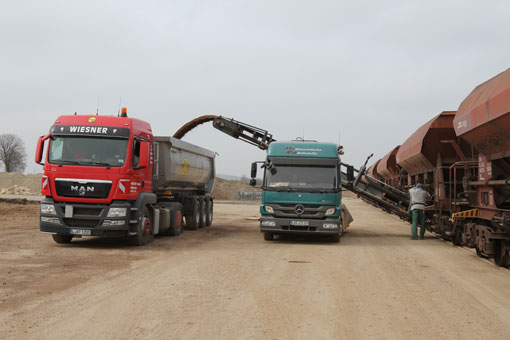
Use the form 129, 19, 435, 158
49, 137, 128, 167
265, 165, 337, 191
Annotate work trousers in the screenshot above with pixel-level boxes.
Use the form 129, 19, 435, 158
411, 209, 425, 238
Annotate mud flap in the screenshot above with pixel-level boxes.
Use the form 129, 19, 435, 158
341, 204, 353, 230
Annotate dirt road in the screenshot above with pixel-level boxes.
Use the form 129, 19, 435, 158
1, 197, 510, 340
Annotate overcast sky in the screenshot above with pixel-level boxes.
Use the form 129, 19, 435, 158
1, 0, 509, 176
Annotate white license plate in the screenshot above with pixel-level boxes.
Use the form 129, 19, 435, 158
70, 229, 91, 236
290, 220, 309, 226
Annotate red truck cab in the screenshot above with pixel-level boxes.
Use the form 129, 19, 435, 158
36, 109, 157, 245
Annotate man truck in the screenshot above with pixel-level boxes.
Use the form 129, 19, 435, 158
36, 108, 215, 246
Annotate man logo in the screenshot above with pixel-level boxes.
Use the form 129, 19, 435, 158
88, 117, 97, 123
71, 185, 94, 196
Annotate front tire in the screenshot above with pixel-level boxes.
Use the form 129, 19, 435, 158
263, 232, 274, 241
331, 233, 341, 243
52, 234, 73, 244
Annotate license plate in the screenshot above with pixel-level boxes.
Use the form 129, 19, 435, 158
290, 220, 309, 226
70, 229, 91, 236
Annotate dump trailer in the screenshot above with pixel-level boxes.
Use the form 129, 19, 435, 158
36, 108, 215, 246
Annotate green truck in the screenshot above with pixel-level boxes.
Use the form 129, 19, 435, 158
250, 139, 352, 242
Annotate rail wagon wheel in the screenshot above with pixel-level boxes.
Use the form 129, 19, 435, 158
494, 240, 510, 268
453, 226, 463, 246
476, 237, 489, 258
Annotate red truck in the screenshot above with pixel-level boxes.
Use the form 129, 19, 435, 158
35, 108, 215, 246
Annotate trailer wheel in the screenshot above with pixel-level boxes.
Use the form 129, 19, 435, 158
263, 232, 274, 241
185, 198, 200, 230
130, 206, 153, 246
199, 196, 207, 228
494, 240, 510, 268
52, 234, 73, 244
167, 204, 183, 236
205, 197, 213, 227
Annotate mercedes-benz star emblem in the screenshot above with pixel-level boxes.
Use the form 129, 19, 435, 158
295, 204, 305, 215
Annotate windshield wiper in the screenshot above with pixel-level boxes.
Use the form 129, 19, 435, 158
89, 161, 112, 169
52, 160, 82, 167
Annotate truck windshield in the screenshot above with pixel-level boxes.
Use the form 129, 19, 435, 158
264, 165, 337, 191
49, 137, 128, 167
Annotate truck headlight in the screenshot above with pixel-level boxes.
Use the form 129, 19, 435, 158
41, 204, 56, 215
107, 207, 127, 217
325, 208, 336, 215
264, 206, 274, 213
41, 216, 61, 224
261, 220, 276, 227
102, 220, 126, 227
323, 223, 338, 229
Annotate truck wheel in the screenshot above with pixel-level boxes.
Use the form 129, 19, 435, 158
52, 234, 73, 244
263, 232, 274, 241
199, 196, 207, 228
167, 204, 183, 236
331, 232, 341, 243
205, 197, 213, 227
130, 206, 153, 246
185, 198, 200, 230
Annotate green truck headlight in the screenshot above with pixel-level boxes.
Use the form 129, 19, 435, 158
264, 206, 274, 213
41, 204, 56, 215
323, 223, 338, 229
107, 207, 127, 217
325, 208, 336, 215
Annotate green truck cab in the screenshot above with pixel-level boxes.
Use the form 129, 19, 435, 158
250, 140, 351, 242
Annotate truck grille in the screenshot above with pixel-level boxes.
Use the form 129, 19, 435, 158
55, 179, 112, 199
269, 204, 330, 219
63, 218, 99, 228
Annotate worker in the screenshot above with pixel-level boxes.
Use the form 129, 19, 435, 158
408, 183, 430, 240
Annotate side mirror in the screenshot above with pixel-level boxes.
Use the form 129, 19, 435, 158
346, 165, 354, 182
35, 137, 45, 164
138, 141, 150, 169
250, 179, 257, 187
35, 134, 51, 164
250, 162, 257, 179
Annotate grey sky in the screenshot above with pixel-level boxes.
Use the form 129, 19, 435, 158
1, 0, 509, 176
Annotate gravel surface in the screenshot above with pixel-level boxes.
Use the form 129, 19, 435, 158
1, 198, 510, 340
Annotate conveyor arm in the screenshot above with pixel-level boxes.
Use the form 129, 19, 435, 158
212, 116, 275, 150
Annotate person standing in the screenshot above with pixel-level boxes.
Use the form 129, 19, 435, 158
408, 183, 430, 240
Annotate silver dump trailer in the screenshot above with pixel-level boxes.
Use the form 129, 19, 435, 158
152, 136, 216, 233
